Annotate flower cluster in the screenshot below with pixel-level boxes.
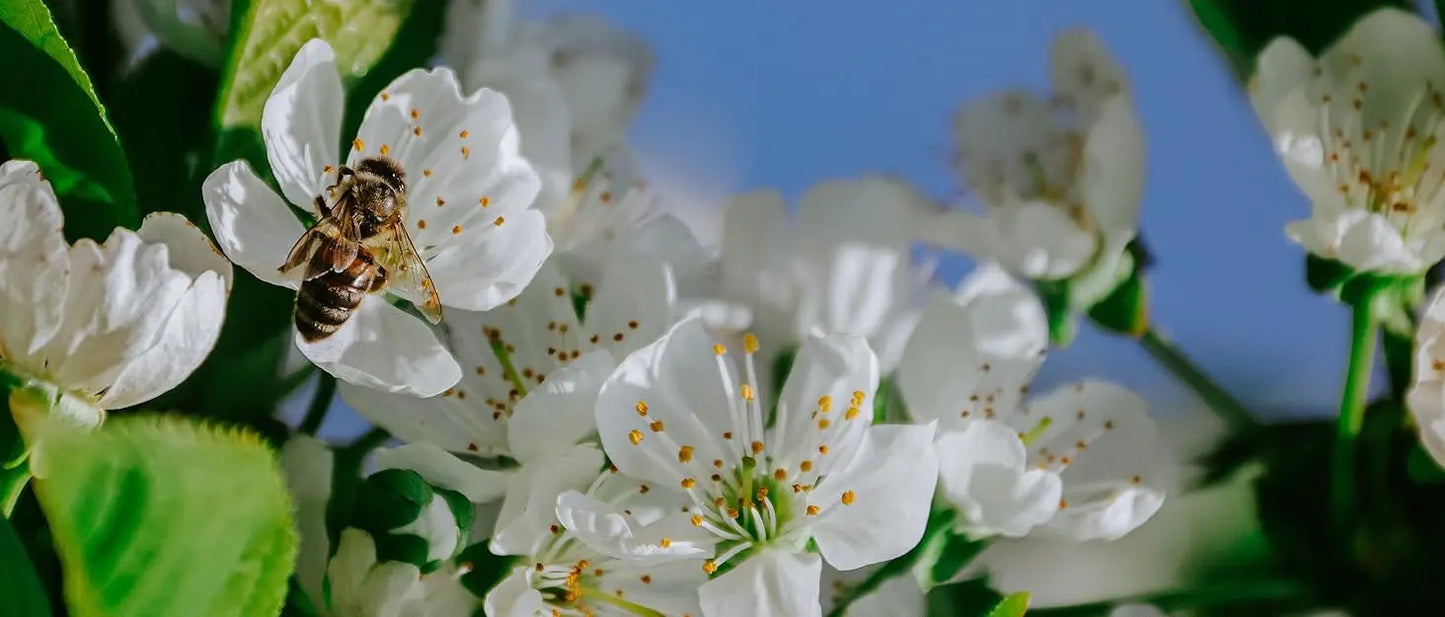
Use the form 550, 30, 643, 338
28, 1, 1445, 616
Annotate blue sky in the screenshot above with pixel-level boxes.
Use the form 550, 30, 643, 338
521, 0, 1360, 419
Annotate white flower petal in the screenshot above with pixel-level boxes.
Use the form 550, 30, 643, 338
1109, 605, 1167, 617
954, 91, 1066, 204
991, 202, 1098, 280
41, 229, 194, 398
424, 208, 552, 312
202, 160, 308, 288
935, 422, 1062, 538
773, 332, 879, 470
490, 444, 604, 556
262, 38, 343, 208
952, 263, 1050, 360
0, 159, 68, 364
1249, 37, 1313, 137
484, 567, 547, 617
1407, 382, 1445, 470
554, 490, 712, 562
719, 189, 794, 327
898, 288, 1043, 432
581, 257, 677, 360
1025, 381, 1166, 541
280, 435, 334, 606
797, 177, 927, 253
295, 299, 461, 397
596, 317, 738, 487
541, 15, 653, 164
351, 68, 541, 245
1079, 96, 1144, 242
507, 349, 614, 464
809, 424, 938, 571
698, 549, 822, 617
96, 214, 231, 408
1050, 29, 1130, 125
340, 376, 509, 458
328, 529, 425, 617
372, 442, 508, 503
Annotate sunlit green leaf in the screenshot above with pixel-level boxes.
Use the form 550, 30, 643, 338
214, 0, 416, 134
35, 415, 297, 617
986, 592, 1031, 617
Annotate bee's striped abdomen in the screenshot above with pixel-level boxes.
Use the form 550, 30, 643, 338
295, 250, 383, 342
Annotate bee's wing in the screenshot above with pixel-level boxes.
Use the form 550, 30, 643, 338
373, 221, 443, 324
278, 211, 360, 282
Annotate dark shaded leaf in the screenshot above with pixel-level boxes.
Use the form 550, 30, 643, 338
0, 511, 50, 617
0, 0, 138, 240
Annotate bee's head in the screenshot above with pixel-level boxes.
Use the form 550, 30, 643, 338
355, 156, 407, 194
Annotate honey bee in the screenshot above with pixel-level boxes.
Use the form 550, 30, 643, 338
279, 156, 442, 341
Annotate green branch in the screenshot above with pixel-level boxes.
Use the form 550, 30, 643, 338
1138, 328, 1258, 430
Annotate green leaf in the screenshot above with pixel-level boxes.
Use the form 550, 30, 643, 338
34, 415, 297, 617
1407, 445, 1445, 485
108, 50, 220, 221
0, 512, 50, 617
214, 0, 416, 134
1035, 280, 1076, 347
986, 592, 1031, 617
1186, 0, 1411, 78
1085, 266, 1149, 338
0, 0, 138, 240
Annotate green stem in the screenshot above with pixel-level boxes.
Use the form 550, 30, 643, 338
1332, 291, 1380, 536
343, 427, 392, 456
1138, 328, 1258, 430
1027, 577, 1307, 616
0, 461, 29, 517
580, 586, 666, 617
298, 374, 337, 435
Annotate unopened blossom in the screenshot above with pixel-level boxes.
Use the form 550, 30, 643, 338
485, 444, 707, 616
589, 317, 938, 616
281, 436, 493, 617
898, 264, 1164, 540
925, 30, 1143, 288
203, 38, 550, 397
1251, 8, 1445, 274
443, 0, 652, 214
715, 176, 934, 371
0, 160, 232, 437
1407, 287, 1445, 466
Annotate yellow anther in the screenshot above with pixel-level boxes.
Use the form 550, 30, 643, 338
636, 400, 649, 417
741, 384, 755, 402
841, 490, 856, 505
659, 538, 672, 548
703, 561, 718, 574
818, 395, 832, 412
806, 505, 820, 516
743, 333, 760, 354
713, 343, 726, 356
649, 420, 665, 432
678, 445, 694, 463
751, 441, 765, 454
628, 429, 643, 445
681, 478, 696, 489
845, 406, 860, 420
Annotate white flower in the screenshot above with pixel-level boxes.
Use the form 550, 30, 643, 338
0, 160, 232, 431
898, 265, 1164, 541
339, 257, 678, 460
443, 0, 652, 216
820, 564, 925, 617
1251, 8, 1445, 275
590, 317, 938, 616
483, 444, 707, 617
715, 177, 934, 371
281, 436, 486, 617
1407, 286, 1445, 466
202, 39, 550, 397
925, 30, 1143, 286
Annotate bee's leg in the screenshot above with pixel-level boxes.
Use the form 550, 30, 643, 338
323, 166, 356, 195
367, 265, 389, 293
313, 195, 331, 217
